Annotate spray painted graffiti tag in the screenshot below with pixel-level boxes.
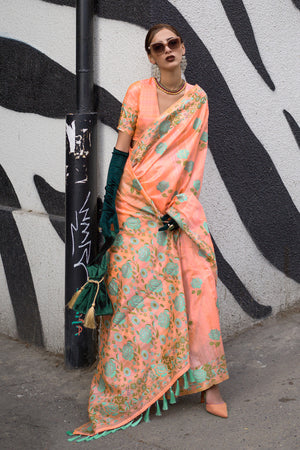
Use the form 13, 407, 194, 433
71, 190, 92, 278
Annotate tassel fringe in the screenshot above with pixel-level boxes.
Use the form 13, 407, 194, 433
189, 368, 196, 383
83, 281, 101, 329
169, 387, 176, 405
183, 372, 189, 390
67, 416, 143, 442
144, 407, 150, 423
162, 394, 168, 411
83, 305, 96, 329
67, 287, 84, 309
67, 368, 200, 442
156, 400, 162, 416
175, 379, 180, 396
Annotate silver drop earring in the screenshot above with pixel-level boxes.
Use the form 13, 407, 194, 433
151, 63, 161, 82
181, 55, 187, 74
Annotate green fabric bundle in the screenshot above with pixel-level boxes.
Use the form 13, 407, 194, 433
67, 237, 114, 328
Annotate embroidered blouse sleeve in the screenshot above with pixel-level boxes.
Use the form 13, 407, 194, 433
117, 82, 140, 137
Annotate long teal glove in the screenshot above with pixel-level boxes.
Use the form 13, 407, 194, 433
100, 148, 128, 238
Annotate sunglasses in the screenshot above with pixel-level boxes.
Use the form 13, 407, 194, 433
148, 37, 181, 55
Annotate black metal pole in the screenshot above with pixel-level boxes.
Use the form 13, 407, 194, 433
65, 0, 98, 368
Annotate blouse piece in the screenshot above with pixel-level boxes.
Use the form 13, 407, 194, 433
117, 77, 193, 143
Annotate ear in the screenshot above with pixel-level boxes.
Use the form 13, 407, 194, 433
181, 43, 186, 56
148, 52, 156, 65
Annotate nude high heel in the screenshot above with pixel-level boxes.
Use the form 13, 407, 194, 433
201, 391, 228, 418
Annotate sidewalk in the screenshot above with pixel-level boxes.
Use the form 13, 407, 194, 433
0, 309, 299, 450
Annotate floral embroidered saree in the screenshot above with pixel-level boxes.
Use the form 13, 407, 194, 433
71, 79, 229, 439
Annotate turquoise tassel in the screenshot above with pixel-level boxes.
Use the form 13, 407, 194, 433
169, 387, 176, 404
144, 407, 150, 423
175, 379, 180, 396
156, 400, 162, 416
76, 436, 90, 442
183, 372, 189, 390
132, 415, 143, 427
68, 415, 144, 443
162, 394, 168, 410
189, 369, 196, 383
68, 435, 81, 442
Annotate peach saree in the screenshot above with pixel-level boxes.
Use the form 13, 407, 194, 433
71, 79, 228, 440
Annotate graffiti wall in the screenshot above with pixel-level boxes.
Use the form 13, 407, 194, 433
0, 0, 299, 352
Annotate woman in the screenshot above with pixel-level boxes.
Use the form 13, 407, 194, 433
70, 24, 229, 441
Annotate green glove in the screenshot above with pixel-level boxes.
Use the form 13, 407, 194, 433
100, 148, 128, 238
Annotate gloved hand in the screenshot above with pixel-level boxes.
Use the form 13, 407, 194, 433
158, 214, 179, 232
100, 148, 128, 238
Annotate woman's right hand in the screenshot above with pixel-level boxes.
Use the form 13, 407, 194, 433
99, 205, 119, 238
158, 214, 179, 232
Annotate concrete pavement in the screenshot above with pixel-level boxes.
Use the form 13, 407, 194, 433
0, 307, 299, 450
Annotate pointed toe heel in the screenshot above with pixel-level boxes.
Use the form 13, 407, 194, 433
200, 391, 228, 418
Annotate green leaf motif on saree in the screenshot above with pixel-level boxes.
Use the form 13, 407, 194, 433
176, 148, 189, 159
174, 293, 185, 312
209, 329, 221, 340
112, 311, 125, 325
132, 179, 142, 191
200, 131, 208, 142
193, 118, 202, 130
156, 181, 170, 193
113, 234, 124, 247
191, 278, 203, 289
147, 278, 163, 293
128, 294, 144, 309
121, 262, 133, 279
138, 245, 151, 262
164, 262, 179, 276
141, 205, 155, 215
184, 161, 194, 173
159, 119, 171, 135
203, 221, 209, 233
193, 180, 201, 191
108, 278, 119, 296
123, 368, 131, 377
122, 343, 134, 361
158, 310, 170, 329
97, 376, 106, 393
157, 232, 167, 246
104, 360, 117, 378
124, 217, 141, 230
102, 402, 119, 416
176, 193, 188, 202
155, 142, 167, 155
139, 325, 152, 343
192, 368, 207, 383
153, 363, 168, 377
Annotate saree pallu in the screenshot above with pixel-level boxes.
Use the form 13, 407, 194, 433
73, 85, 229, 437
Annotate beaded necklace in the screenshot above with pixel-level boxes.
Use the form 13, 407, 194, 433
155, 77, 186, 95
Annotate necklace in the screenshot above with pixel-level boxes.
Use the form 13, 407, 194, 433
155, 77, 186, 95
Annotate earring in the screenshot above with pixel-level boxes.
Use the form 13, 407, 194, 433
181, 55, 187, 74
151, 63, 161, 82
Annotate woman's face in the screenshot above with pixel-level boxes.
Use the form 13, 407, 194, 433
148, 28, 185, 72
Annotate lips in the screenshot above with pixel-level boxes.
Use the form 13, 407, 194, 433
166, 56, 175, 62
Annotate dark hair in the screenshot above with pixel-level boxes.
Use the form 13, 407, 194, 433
145, 24, 183, 54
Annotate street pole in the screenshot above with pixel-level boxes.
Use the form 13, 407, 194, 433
65, 0, 98, 368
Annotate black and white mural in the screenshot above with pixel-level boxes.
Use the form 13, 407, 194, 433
0, 0, 299, 351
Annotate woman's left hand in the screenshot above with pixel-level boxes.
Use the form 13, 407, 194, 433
158, 214, 179, 232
